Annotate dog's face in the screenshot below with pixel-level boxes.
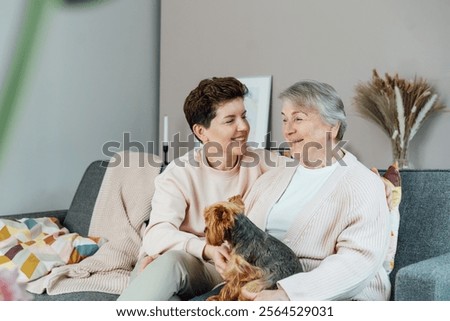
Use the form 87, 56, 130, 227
204, 195, 245, 246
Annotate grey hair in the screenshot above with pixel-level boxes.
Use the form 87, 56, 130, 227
279, 80, 347, 141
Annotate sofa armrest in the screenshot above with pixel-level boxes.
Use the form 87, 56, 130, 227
1, 210, 68, 225
394, 252, 450, 300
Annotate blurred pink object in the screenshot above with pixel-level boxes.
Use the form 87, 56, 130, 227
0, 269, 33, 301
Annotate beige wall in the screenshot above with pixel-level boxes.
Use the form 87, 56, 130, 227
160, 0, 450, 169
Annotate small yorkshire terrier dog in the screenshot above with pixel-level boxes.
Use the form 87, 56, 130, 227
204, 195, 303, 301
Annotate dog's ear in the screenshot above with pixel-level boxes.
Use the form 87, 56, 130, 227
205, 204, 231, 223
228, 195, 245, 212
204, 204, 235, 245
204, 205, 223, 246
215, 205, 233, 223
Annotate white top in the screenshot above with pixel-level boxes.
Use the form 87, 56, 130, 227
266, 162, 339, 240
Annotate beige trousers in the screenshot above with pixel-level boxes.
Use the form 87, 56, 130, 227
117, 250, 223, 301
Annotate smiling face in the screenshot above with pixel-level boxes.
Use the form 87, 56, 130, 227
281, 98, 338, 167
194, 98, 250, 169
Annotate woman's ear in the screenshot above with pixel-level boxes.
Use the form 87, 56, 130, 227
193, 124, 208, 143
330, 122, 340, 141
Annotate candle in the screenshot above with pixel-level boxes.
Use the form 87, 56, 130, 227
163, 115, 169, 144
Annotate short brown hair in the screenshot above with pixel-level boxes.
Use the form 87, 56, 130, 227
183, 77, 248, 134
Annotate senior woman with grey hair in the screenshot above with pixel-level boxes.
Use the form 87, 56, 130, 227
238, 80, 391, 300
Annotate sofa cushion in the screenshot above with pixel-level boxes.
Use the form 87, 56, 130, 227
389, 169, 450, 299
64, 160, 108, 236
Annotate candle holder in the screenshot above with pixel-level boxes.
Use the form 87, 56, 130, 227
163, 142, 169, 166
162, 115, 169, 166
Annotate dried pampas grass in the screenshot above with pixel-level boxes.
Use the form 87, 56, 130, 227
354, 69, 445, 168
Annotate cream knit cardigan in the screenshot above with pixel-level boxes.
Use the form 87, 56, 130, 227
245, 152, 391, 301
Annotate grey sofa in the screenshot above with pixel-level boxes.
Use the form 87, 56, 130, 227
382, 169, 450, 300
3, 160, 450, 300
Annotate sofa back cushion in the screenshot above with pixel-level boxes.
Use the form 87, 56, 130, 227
389, 169, 450, 298
64, 160, 108, 236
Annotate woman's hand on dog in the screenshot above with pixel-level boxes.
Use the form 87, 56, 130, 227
240, 288, 290, 301
203, 243, 231, 277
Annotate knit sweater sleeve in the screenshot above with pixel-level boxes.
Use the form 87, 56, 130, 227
140, 165, 206, 260
277, 172, 390, 300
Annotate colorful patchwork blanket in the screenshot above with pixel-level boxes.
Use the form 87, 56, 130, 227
0, 217, 105, 283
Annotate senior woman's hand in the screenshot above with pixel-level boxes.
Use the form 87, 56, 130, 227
240, 287, 290, 301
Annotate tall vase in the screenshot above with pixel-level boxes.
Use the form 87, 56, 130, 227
392, 144, 410, 169
396, 157, 410, 169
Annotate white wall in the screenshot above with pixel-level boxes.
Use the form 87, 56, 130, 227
160, 0, 450, 169
0, 0, 160, 215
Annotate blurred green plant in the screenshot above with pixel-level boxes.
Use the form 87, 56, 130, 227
0, 1, 47, 166
0, 0, 106, 168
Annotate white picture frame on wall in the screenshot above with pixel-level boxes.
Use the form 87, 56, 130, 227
237, 75, 272, 148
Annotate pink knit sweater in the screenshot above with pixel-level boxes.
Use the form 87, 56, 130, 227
245, 152, 391, 300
